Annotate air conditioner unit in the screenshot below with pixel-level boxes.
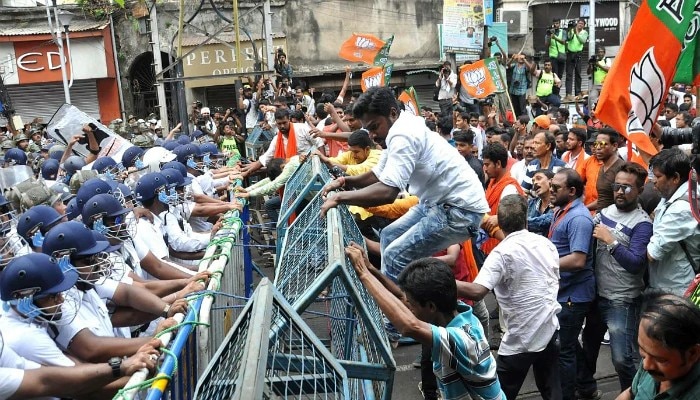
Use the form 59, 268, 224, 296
497, 9, 528, 36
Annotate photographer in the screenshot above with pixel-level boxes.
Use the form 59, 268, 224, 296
274, 48, 293, 85
545, 19, 567, 77
277, 77, 294, 100
565, 18, 589, 100
587, 46, 611, 106
435, 61, 458, 116
197, 107, 217, 141
261, 77, 276, 101
508, 54, 530, 117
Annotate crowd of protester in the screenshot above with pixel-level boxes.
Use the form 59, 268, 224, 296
0, 41, 699, 400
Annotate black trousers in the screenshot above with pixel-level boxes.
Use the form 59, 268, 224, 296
496, 331, 562, 400
552, 56, 566, 80
420, 341, 439, 399
566, 52, 583, 96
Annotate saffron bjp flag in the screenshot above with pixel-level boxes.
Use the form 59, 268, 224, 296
398, 87, 420, 116
338, 34, 394, 66
596, 0, 699, 156
360, 64, 394, 92
458, 58, 505, 100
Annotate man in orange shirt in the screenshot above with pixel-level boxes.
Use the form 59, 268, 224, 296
576, 150, 601, 212
562, 128, 589, 170
481, 143, 524, 254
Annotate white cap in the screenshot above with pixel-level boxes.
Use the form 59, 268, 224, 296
200, 107, 210, 114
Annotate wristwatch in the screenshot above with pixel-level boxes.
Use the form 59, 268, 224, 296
607, 240, 620, 254
108, 357, 122, 378
161, 303, 171, 318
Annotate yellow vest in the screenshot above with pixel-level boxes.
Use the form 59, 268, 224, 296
548, 30, 566, 57
536, 71, 556, 97
593, 58, 609, 85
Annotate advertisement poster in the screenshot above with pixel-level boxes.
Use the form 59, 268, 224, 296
442, 0, 486, 54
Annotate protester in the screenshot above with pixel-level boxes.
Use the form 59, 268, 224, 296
457, 194, 561, 400
647, 148, 700, 295
617, 292, 700, 400
345, 243, 505, 399
578, 163, 653, 393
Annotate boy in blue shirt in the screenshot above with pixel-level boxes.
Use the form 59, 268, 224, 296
345, 243, 504, 400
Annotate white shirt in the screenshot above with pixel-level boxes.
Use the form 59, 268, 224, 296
436, 72, 458, 100
372, 111, 489, 212
52, 286, 116, 351
242, 94, 258, 129
195, 173, 215, 197
0, 333, 41, 400
471, 125, 486, 158
259, 123, 324, 167
0, 311, 74, 367
161, 210, 209, 252
669, 88, 697, 108
135, 214, 169, 260
510, 159, 530, 186
474, 229, 561, 356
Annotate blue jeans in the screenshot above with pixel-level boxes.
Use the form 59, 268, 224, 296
557, 301, 591, 400
264, 195, 281, 225
379, 203, 483, 282
577, 296, 641, 392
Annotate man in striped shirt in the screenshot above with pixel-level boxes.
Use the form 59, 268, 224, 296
346, 244, 505, 400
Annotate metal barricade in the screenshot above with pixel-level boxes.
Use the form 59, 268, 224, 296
277, 155, 333, 254
115, 174, 250, 399
274, 190, 396, 400
194, 278, 350, 399
195, 154, 396, 399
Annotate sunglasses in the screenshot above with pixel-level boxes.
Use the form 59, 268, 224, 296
593, 141, 609, 148
550, 183, 564, 192
612, 183, 634, 194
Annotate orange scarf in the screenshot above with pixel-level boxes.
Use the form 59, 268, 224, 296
273, 123, 298, 224
482, 172, 524, 254
273, 122, 297, 160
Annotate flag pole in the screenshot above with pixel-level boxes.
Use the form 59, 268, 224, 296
495, 64, 517, 121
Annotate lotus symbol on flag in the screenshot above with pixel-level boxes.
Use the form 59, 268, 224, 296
626, 48, 664, 137
465, 68, 487, 96
355, 36, 376, 50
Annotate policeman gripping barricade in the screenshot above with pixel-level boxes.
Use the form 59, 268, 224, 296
114, 153, 395, 400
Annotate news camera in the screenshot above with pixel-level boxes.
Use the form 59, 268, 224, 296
660, 124, 700, 153
661, 123, 700, 223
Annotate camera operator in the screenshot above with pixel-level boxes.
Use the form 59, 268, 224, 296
545, 18, 567, 77
508, 54, 530, 117
277, 78, 294, 101
587, 46, 611, 106
565, 18, 589, 100
274, 48, 293, 86
198, 107, 217, 138
435, 61, 458, 116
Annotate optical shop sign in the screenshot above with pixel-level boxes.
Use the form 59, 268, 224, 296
182, 36, 288, 88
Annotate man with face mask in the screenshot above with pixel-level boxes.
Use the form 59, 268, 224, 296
0, 253, 78, 367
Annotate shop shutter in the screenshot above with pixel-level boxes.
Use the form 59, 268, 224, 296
413, 85, 440, 112
5, 80, 100, 124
